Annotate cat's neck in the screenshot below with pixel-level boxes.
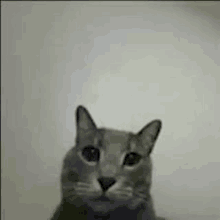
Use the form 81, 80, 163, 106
88, 203, 146, 220
57, 200, 146, 220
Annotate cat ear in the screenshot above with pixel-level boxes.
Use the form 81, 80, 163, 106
76, 105, 97, 131
137, 120, 162, 154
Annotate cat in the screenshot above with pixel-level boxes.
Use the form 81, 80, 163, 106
50, 105, 165, 220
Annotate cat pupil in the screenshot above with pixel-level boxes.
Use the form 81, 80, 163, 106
123, 152, 141, 166
82, 146, 100, 162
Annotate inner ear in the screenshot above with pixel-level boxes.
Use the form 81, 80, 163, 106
137, 120, 162, 154
76, 105, 97, 131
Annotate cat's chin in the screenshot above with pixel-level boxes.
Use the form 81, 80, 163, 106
91, 195, 112, 202
90, 201, 123, 213
86, 197, 130, 213
93, 202, 113, 213
87, 196, 115, 212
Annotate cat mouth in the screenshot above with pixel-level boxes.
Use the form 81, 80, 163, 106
91, 196, 112, 202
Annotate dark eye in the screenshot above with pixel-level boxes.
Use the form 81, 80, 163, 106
82, 146, 100, 162
123, 152, 142, 166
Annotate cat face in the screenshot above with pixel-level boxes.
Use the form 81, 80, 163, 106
61, 106, 162, 213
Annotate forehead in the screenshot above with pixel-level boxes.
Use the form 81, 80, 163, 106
98, 128, 131, 152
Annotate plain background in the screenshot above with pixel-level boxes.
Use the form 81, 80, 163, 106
1, 2, 220, 220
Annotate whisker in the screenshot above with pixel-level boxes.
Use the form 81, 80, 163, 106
76, 182, 90, 186
63, 185, 75, 189
133, 192, 146, 199
64, 193, 78, 200
115, 192, 132, 197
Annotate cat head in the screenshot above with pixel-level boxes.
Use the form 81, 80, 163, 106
62, 105, 162, 212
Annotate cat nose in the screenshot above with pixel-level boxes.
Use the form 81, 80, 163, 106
98, 177, 116, 192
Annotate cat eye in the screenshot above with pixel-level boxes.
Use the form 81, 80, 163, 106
123, 152, 142, 166
82, 145, 100, 162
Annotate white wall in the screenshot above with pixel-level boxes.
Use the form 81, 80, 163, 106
2, 2, 220, 220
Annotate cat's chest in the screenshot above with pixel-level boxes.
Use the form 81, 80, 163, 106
87, 206, 143, 220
